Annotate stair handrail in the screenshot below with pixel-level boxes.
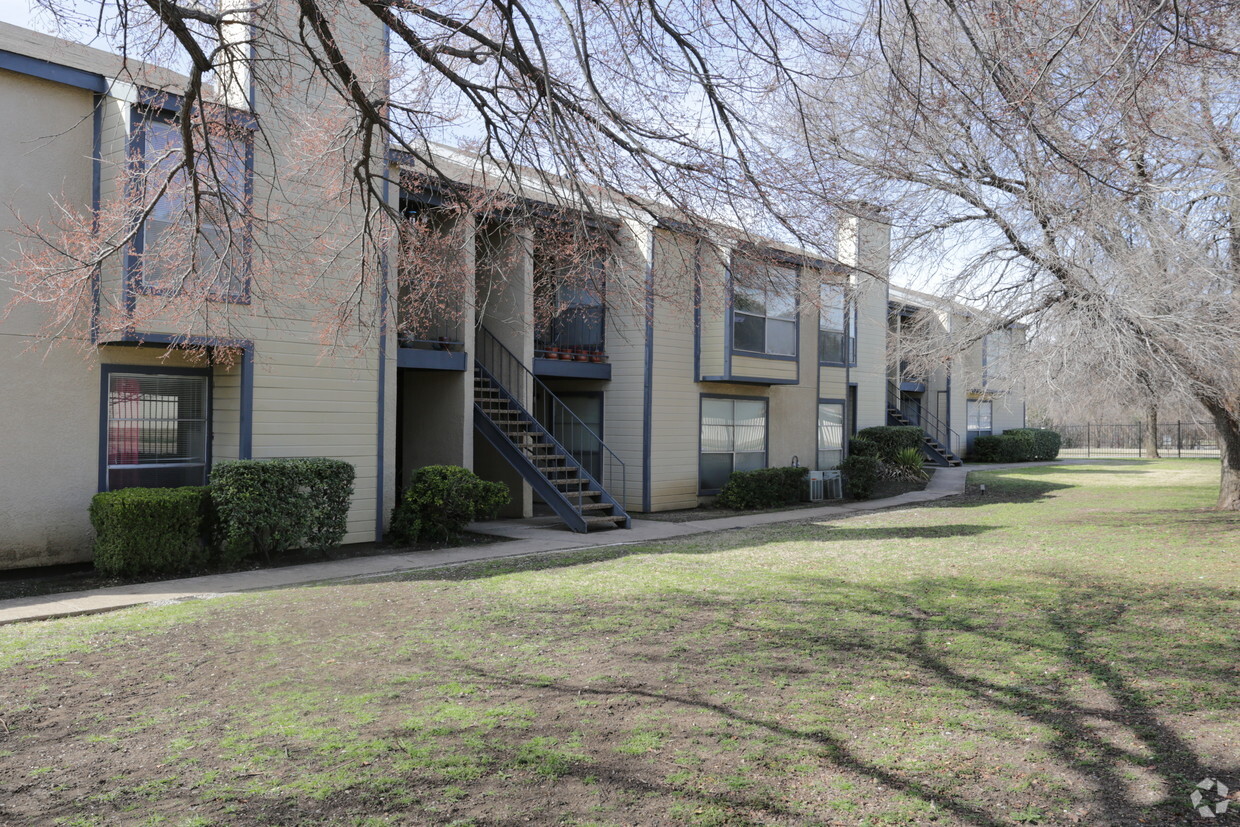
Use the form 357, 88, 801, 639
887, 380, 962, 458
476, 326, 627, 510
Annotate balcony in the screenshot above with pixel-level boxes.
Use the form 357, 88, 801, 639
397, 320, 467, 371
534, 309, 610, 379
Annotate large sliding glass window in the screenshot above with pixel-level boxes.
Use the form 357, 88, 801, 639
817, 402, 845, 469
732, 260, 797, 357
104, 372, 209, 490
700, 397, 768, 491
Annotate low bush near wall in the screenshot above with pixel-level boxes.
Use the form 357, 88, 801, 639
972, 429, 1060, 463
211, 458, 355, 564
837, 455, 881, 500
715, 466, 809, 510
90, 487, 213, 576
1007, 428, 1062, 461
848, 437, 879, 458
855, 426, 925, 461
390, 465, 510, 543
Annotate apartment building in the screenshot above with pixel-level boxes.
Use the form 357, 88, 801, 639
0, 22, 1023, 571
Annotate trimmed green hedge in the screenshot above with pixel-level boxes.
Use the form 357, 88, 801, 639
390, 465, 510, 543
211, 458, 355, 564
1007, 428, 1062, 461
855, 426, 924, 461
90, 487, 213, 577
837, 455, 880, 500
848, 436, 879, 458
716, 466, 809, 510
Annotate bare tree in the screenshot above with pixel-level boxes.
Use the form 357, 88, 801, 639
787, 0, 1240, 508
5, 0, 854, 353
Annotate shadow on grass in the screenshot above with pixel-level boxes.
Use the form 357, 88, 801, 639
802, 523, 999, 540
452, 576, 1236, 826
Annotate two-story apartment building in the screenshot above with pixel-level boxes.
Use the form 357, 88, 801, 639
0, 22, 1024, 570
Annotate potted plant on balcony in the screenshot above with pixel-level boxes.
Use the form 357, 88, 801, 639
589, 346, 604, 363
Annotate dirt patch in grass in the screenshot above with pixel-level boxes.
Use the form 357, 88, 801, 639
0, 462, 1235, 827
0, 532, 508, 602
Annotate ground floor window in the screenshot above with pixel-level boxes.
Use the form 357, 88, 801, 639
103, 369, 209, 490
817, 401, 845, 469
967, 398, 993, 432
700, 396, 767, 491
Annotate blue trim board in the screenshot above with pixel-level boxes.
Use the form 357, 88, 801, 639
700, 375, 798, 386
639, 231, 659, 510
692, 239, 702, 381
90, 92, 103, 343
376, 148, 392, 541
399, 348, 468, 371
532, 358, 610, 380
98, 363, 213, 492
0, 49, 107, 92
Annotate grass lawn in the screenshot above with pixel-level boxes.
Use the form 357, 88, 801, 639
0, 460, 1236, 826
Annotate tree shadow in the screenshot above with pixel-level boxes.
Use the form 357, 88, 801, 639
439, 574, 1237, 825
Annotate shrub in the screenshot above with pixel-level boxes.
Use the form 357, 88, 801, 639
90, 487, 213, 577
1006, 428, 1062, 461
211, 458, 355, 563
848, 437, 879, 458
886, 446, 930, 481
972, 430, 1036, 462
855, 426, 925, 461
715, 466, 809, 510
837, 455, 880, 500
390, 465, 510, 543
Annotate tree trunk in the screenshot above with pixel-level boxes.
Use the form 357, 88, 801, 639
1143, 404, 1161, 459
1203, 399, 1240, 511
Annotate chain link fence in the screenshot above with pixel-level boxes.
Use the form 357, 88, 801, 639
1053, 422, 1220, 459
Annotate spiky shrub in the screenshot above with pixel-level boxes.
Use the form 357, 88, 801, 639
90, 486, 213, 576
888, 446, 930, 481
390, 465, 510, 544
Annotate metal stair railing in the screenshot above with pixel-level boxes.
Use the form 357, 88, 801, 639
887, 380, 962, 460
476, 326, 628, 515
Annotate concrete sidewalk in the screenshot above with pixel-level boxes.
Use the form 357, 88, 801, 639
0, 464, 980, 626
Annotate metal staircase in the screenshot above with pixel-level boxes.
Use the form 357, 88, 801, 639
473, 328, 629, 533
887, 381, 964, 467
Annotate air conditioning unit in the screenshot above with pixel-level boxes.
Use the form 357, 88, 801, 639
807, 470, 843, 501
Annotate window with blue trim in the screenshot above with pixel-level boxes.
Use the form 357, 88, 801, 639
134, 107, 250, 299
817, 402, 845, 469
105, 372, 209, 489
700, 397, 767, 490
732, 259, 797, 357
819, 281, 854, 365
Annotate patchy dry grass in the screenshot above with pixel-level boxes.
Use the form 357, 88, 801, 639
0, 460, 1236, 826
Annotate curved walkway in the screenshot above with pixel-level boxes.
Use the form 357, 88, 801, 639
0, 463, 1041, 626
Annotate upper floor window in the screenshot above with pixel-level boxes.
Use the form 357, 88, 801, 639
732, 259, 797, 357
134, 107, 250, 299
819, 280, 855, 365
982, 330, 1009, 388
535, 245, 606, 355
